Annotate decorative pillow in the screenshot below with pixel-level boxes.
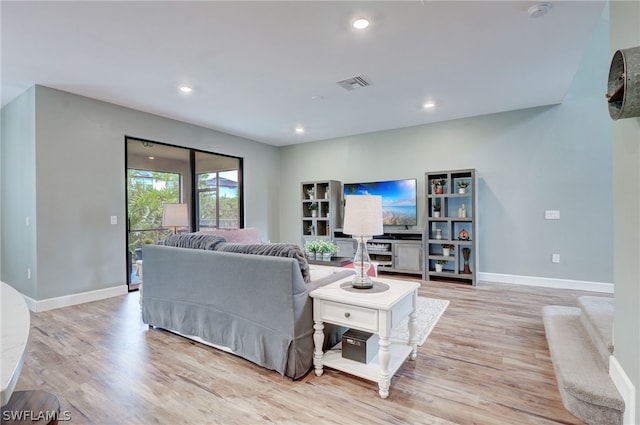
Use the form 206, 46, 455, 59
196, 227, 262, 244
163, 233, 227, 251
216, 243, 310, 283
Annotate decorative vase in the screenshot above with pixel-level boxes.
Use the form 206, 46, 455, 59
433, 211, 440, 217
435, 229, 442, 240
312, 210, 317, 218
435, 263, 443, 273
435, 187, 444, 194
458, 188, 466, 194
442, 247, 450, 256
462, 248, 472, 274
322, 253, 332, 261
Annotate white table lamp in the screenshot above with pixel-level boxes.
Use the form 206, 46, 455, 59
343, 195, 384, 289
162, 203, 189, 234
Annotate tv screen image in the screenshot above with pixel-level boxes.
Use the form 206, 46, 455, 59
343, 179, 417, 226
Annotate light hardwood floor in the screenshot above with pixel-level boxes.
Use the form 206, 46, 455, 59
15, 279, 603, 424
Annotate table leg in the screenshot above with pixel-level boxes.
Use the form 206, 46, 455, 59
313, 320, 325, 376
409, 291, 418, 360
378, 334, 391, 398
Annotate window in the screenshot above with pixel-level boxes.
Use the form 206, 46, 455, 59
197, 170, 239, 229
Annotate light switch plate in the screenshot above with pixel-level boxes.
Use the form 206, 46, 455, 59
111, 216, 117, 225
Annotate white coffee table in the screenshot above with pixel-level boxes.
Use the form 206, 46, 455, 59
310, 275, 420, 398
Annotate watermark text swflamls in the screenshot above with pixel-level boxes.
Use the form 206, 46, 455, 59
2, 409, 72, 422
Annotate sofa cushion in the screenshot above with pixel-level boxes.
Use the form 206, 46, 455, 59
163, 233, 227, 250
197, 227, 262, 244
216, 243, 311, 283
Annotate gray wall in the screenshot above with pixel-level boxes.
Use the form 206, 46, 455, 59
280, 10, 613, 284
610, 1, 640, 422
1, 85, 280, 299
1, 87, 37, 298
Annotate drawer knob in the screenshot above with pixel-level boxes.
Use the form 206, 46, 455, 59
344, 312, 351, 318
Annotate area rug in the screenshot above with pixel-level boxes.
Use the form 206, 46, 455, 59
390, 297, 449, 345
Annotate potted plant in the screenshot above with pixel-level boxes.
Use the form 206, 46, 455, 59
431, 178, 446, 194
433, 202, 441, 217
304, 240, 319, 259
309, 203, 318, 217
457, 180, 470, 194
435, 259, 447, 273
442, 244, 453, 256
306, 188, 315, 200
307, 225, 315, 236
318, 240, 338, 261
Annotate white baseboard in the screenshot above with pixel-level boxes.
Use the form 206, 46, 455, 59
23, 285, 128, 312
610, 356, 636, 425
478, 272, 614, 293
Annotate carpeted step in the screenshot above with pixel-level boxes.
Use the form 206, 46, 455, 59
542, 305, 624, 425
578, 296, 614, 371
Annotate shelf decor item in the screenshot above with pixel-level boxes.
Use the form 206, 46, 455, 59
435, 229, 442, 240
462, 248, 472, 274
442, 244, 452, 256
435, 260, 447, 273
343, 195, 384, 289
457, 180, 470, 194
433, 202, 441, 217
307, 188, 315, 200
458, 229, 469, 240
432, 179, 446, 194
309, 203, 318, 217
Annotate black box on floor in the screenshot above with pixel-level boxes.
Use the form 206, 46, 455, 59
341, 329, 379, 363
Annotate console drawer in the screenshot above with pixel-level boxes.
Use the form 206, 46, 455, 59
320, 300, 378, 332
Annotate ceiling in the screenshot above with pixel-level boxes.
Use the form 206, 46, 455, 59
1, 1, 606, 147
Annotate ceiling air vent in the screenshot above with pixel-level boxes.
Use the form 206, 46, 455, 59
336, 75, 371, 91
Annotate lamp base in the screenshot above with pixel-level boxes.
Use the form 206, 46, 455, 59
351, 275, 373, 289
351, 236, 373, 289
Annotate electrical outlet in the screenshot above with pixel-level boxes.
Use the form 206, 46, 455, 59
111, 216, 117, 225
552, 253, 560, 263
545, 210, 560, 220
27, 268, 31, 279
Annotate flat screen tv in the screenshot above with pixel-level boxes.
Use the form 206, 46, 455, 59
343, 178, 417, 226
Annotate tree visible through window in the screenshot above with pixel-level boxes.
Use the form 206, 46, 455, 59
197, 170, 239, 229
127, 169, 180, 258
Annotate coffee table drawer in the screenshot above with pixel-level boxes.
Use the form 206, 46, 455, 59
320, 300, 378, 332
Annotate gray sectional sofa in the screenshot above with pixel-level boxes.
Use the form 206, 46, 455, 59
141, 240, 353, 379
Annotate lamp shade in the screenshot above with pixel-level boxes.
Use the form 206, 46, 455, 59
162, 203, 189, 228
343, 195, 383, 237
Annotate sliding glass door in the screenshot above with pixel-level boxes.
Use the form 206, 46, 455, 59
125, 138, 243, 290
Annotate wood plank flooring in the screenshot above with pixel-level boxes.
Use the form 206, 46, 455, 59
15, 279, 605, 424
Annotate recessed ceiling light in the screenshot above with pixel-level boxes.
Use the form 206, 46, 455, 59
352, 18, 370, 30
423, 102, 436, 109
295, 127, 305, 134
148, 156, 155, 160
179, 85, 193, 93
